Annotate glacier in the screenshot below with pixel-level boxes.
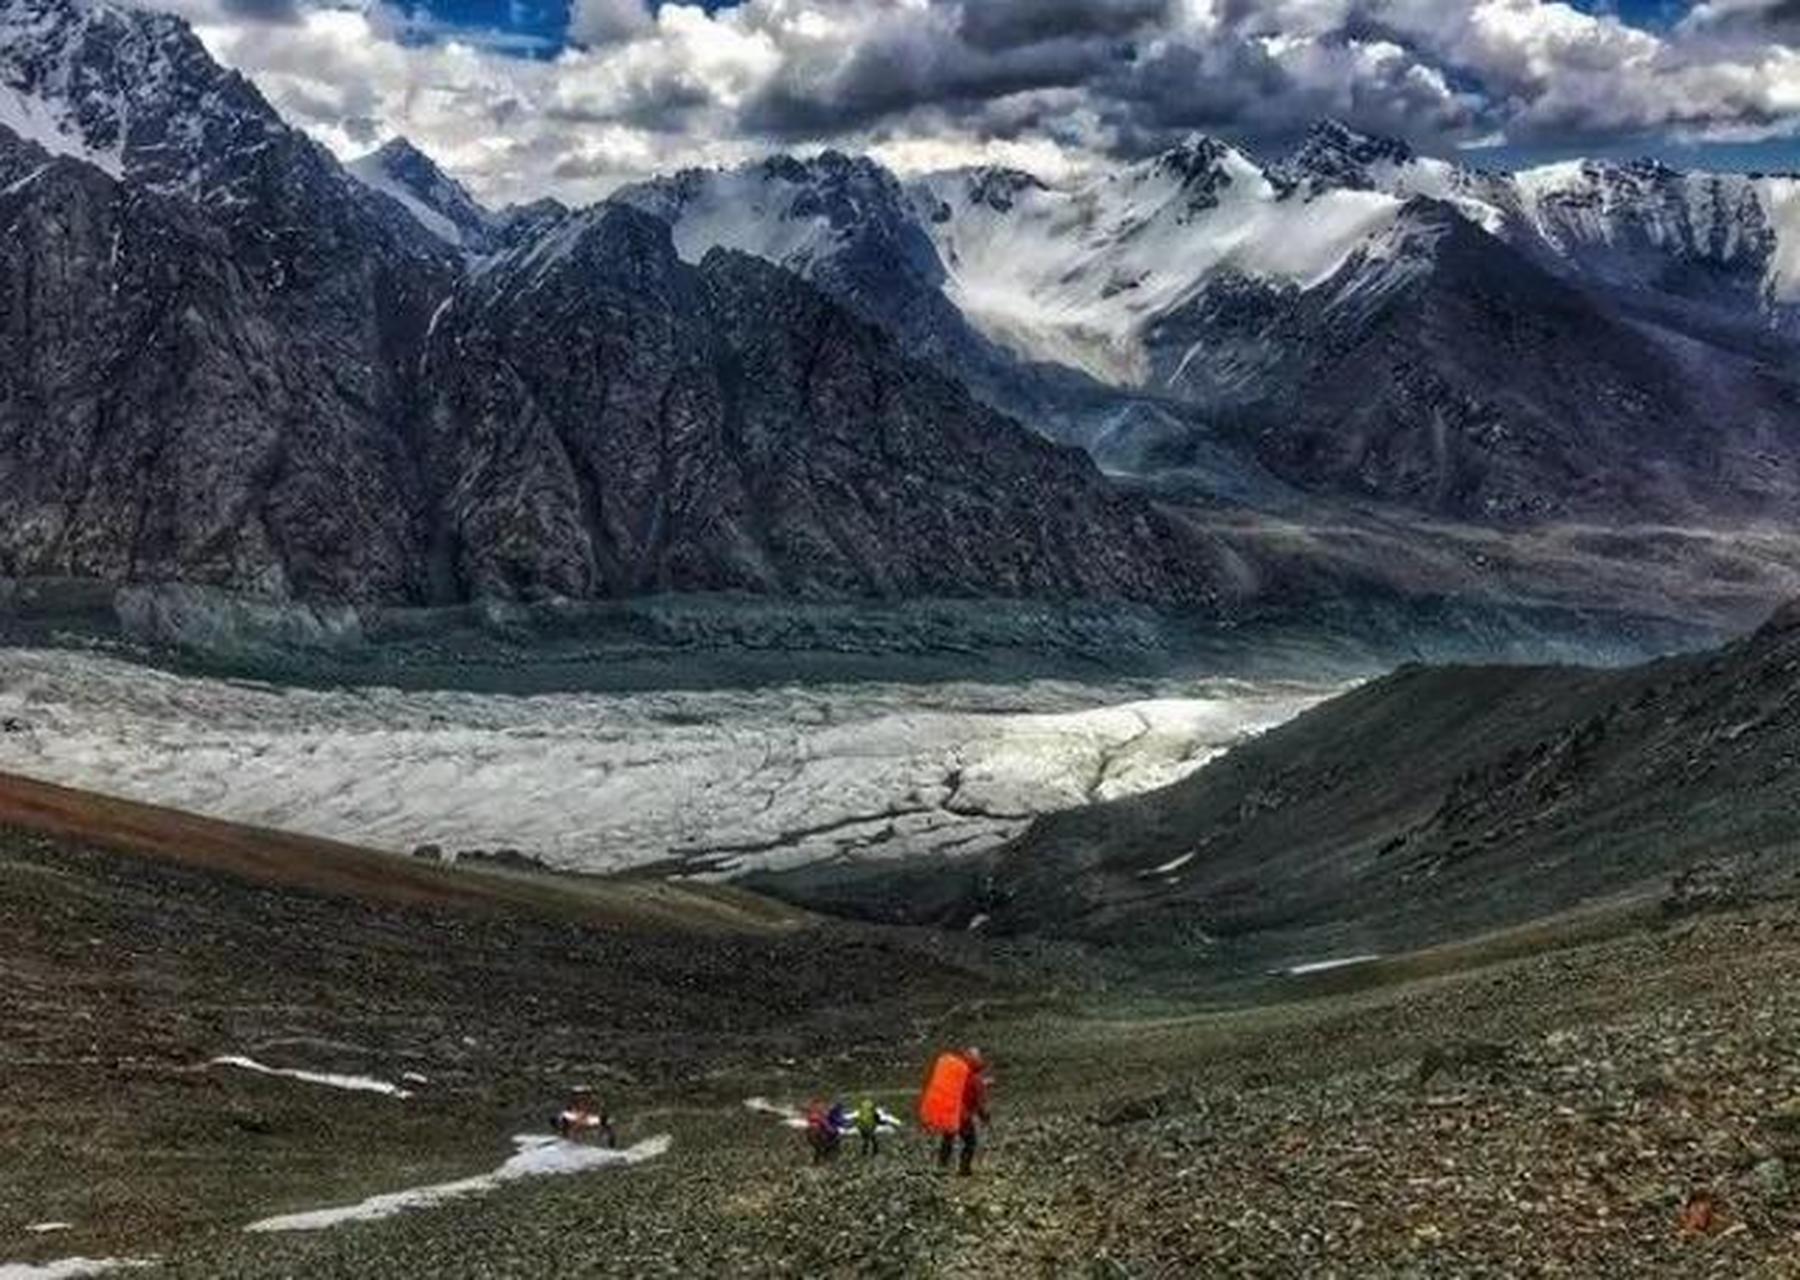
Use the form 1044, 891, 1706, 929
0, 649, 1334, 876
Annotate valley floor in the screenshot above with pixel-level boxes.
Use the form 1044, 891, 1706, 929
4, 779, 1800, 1277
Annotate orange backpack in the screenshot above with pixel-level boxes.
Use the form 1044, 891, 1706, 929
918, 1052, 971, 1135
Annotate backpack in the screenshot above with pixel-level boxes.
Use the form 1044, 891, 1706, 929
919, 1053, 971, 1134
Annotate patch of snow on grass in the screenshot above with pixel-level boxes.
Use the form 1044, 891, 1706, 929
209, 1055, 413, 1098
1281, 955, 1381, 977
0, 1260, 156, 1279
743, 1097, 808, 1129
244, 1134, 671, 1233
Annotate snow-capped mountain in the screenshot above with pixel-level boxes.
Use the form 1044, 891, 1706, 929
0, 0, 438, 255
624, 120, 1800, 391
914, 136, 1408, 385
349, 136, 498, 251
0, 0, 1213, 607
618, 121, 1800, 519
0, 0, 260, 190
916, 128, 1800, 386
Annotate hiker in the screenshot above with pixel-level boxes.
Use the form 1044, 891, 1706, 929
919, 1047, 990, 1176
553, 1086, 617, 1148
805, 1099, 842, 1164
854, 1097, 882, 1156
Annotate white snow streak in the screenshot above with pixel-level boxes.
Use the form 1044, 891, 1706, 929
743, 1097, 810, 1129
208, 1055, 413, 1098
1282, 955, 1381, 977
1140, 851, 1196, 878
347, 155, 462, 245
0, 1260, 155, 1280
243, 1133, 671, 1232
917, 148, 1400, 384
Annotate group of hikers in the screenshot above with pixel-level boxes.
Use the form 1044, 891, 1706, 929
549, 1045, 994, 1176
805, 1045, 992, 1176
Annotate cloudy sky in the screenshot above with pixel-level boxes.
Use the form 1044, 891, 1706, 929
160, 0, 1800, 204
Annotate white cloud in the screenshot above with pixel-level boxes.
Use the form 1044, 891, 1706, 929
568, 0, 653, 45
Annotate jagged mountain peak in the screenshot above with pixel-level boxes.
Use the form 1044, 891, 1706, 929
610, 148, 941, 289
1147, 133, 1238, 187
957, 166, 1048, 214
371, 135, 430, 165
1298, 118, 1416, 165
348, 133, 494, 249
0, 0, 283, 192
1274, 118, 1425, 197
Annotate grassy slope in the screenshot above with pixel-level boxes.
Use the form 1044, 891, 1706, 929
0, 776, 1003, 1267
985, 602, 1800, 967
5, 773, 1800, 1274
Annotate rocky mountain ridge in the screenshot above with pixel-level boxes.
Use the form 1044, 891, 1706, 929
629, 121, 1800, 520
5, 0, 1800, 617
0, 0, 1213, 607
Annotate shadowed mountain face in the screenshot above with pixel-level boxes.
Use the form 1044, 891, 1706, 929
0, 128, 435, 600
1148, 201, 1800, 521
0, 0, 1215, 608
976, 601, 1800, 958
414, 206, 1219, 603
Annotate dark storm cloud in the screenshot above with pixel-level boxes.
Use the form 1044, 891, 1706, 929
741, 13, 1135, 138
956, 0, 1171, 52
215, 0, 303, 24
730, 1, 1483, 157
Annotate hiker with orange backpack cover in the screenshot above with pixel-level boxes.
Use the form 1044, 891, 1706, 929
918, 1047, 990, 1175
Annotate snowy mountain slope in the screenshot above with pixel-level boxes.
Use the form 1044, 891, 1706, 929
609, 121, 1800, 521
348, 136, 497, 251
913, 137, 1406, 385
615, 120, 1800, 400
4, 0, 1800, 610
0, 0, 451, 268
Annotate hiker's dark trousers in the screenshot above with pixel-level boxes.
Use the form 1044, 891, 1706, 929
937, 1123, 977, 1175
